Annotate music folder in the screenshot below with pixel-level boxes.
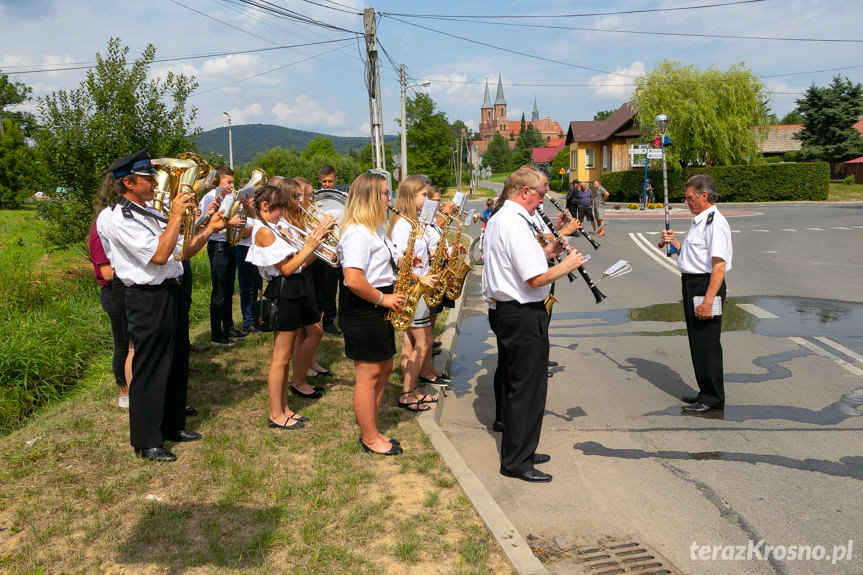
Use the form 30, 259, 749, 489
693, 296, 722, 316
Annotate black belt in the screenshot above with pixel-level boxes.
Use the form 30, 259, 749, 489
496, 299, 546, 311
682, 273, 711, 279
129, 277, 183, 288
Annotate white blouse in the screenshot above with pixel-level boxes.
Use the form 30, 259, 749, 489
390, 217, 430, 276
338, 223, 398, 288
245, 218, 299, 281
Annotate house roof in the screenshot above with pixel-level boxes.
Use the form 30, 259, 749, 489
565, 102, 640, 144
532, 143, 565, 164
545, 137, 566, 148
758, 124, 803, 153
846, 155, 863, 164
854, 114, 863, 136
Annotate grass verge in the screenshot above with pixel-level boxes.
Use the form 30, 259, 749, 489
0, 224, 511, 573
827, 182, 863, 201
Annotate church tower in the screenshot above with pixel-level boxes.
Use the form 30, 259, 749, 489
493, 73, 507, 135
532, 98, 539, 124
479, 79, 493, 140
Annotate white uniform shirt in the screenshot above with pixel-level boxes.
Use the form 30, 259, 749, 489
103, 200, 183, 286
677, 205, 733, 275
390, 217, 430, 276
338, 223, 398, 288
482, 200, 550, 304
95, 207, 114, 264
245, 219, 299, 281
200, 188, 228, 243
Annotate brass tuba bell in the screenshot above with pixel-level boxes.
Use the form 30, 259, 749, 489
226, 168, 268, 246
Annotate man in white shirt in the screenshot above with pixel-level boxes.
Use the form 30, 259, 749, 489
482, 166, 586, 483
660, 174, 733, 414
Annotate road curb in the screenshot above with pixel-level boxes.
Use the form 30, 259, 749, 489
419, 264, 549, 575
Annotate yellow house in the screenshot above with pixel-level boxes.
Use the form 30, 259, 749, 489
564, 103, 642, 183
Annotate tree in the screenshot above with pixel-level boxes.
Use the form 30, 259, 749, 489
0, 72, 40, 207
405, 92, 454, 186
594, 109, 615, 121
482, 132, 515, 173
632, 60, 770, 166
515, 123, 544, 165
35, 37, 199, 249
301, 136, 339, 160
779, 109, 803, 125
795, 75, 863, 163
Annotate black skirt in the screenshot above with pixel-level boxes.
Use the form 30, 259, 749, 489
339, 284, 395, 362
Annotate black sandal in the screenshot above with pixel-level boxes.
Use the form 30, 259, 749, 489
397, 391, 431, 412
267, 414, 305, 429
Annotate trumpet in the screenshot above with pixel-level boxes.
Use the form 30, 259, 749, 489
277, 220, 340, 268
299, 201, 340, 263
226, 168, 268, 246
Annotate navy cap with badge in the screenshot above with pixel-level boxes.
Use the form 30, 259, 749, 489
107, 149, 159, 179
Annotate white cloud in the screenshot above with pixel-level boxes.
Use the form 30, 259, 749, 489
1, 54, 29, 68
271, 95, 346, 128
464, 119, 478, 131
40, 53, 74, 76
224, 103, 263, 125
200, 54, 265, 78
588, 61, 645, 98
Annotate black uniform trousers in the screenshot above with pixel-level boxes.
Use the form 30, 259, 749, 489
207, 240, 236, 339
125, 281, 188, 449
311, 259, 340, 328
681, 273, 726, 409
487, 307, 506, 424
496, 300, 550, 475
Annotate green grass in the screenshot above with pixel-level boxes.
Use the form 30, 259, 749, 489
828, 182, 863, 201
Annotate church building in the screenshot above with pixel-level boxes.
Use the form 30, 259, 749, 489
478, 74, 563, 144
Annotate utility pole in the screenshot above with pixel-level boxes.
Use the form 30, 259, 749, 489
222, 111, 233, 169
400, 64, 408, 181
363, 8, 385, 171
457, 129, 464, 193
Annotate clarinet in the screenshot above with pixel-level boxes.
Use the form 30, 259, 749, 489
523, 217, 577, 283
543, 193, 600, 250
536, 206, 607, 304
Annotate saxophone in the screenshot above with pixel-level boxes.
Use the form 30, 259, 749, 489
424, 210, 454, 307
444, 211, 471, 300
386, 207, 427, 330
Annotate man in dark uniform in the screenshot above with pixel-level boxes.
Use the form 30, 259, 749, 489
103, 150, 227, 461
482, 166, 586, 483
660, 174, 733, 414
316, 164, 342, 335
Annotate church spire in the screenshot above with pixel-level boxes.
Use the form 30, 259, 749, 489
481, 79, 492, 109
531, 98, 539, 123
494, 73, 506, 106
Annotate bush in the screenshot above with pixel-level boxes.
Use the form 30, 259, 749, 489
844, 175, 856, 185
549, 180, 563, 192
599, 162, 829, 202
784, 152, 798, 162
763, 156, 782, 164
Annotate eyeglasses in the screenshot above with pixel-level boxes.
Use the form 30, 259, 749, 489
381, 190, 391, 197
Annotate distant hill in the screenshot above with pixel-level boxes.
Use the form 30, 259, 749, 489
194, 124, 398, 165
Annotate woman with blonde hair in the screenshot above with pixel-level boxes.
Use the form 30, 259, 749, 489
338, 171, 406, 455
388, 174, 440, 411
246, 181, 334, 429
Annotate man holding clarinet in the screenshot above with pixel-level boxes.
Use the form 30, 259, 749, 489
482, 166, 587, 483
660, 174, 733, 414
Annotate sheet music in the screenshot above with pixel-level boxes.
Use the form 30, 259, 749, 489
418, 199, 439, 226
452, 191, 468, 212
693, 296, 723, 316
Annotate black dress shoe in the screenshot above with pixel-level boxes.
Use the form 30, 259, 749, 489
531, 453, 551, 465
500, 467, 552, 483
682, 395, 699, 404
185, 406, 198, 417
227, 327, 248, 338
359, 437, 402, 456
547, 360, 559, 367
135, 447, 177, 462
547, 371, 553, 378
165, 429, 200, 442
492, 420, 504, 432
682, 402, 723, 414
432, 341, 442, 348
290, 386, 323, 399
309, 369, 335, 378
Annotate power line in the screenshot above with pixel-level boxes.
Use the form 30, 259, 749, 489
381, 0, 767, 20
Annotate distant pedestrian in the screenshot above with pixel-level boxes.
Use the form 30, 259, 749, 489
592, 180, 609, 236
576, 181, 595, 232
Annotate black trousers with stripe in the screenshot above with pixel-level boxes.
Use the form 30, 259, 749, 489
496, 300, 549, 475
125, 282, 188, 449
681, 273, 726, 408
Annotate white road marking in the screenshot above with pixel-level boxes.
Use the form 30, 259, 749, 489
631, 233, 680, 276
731, 230, 741, 233
804, 228, 823, 231
790, 337, 863, 378
832, 227, 851, 230
814, 337, 863, 364
780, 228, 797, 232
737, 304, 778, 318
753, 229, 770, 232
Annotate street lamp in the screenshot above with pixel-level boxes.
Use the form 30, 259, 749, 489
222, 111, 233, 169
399, 64, 430, 181
654, 113, 677, 256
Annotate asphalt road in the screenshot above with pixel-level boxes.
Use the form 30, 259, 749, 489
440, 200, 863, 575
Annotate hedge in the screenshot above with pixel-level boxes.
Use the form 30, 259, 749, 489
598, 162, 830, 203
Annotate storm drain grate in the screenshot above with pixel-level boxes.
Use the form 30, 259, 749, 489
574, 538, 682, 575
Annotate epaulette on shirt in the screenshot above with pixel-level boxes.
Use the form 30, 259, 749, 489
122, 206, 134, 219
706, 212, 714, 225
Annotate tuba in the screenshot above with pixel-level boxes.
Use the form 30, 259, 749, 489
226, 168, 267, 246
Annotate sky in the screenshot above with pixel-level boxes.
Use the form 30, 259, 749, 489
2, 0, 862, 140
